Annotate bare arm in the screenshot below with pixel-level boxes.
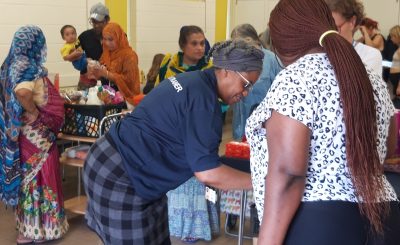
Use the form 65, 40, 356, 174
386, 116, 397, 159
63, 49, 83, 62
195, 164, 252, 190
360, 27, 384, 51
257, 110, 310, 245
368, 34, 384, 51
15, 88, 39, 123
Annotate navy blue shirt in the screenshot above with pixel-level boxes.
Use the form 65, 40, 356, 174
107, 68, 222, 201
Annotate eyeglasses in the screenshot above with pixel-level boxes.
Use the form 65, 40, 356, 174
236, 71, 253, 92
335, 19, 348, 34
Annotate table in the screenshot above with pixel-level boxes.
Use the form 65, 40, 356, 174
58, 133, 97, 143
219, 156, 251, 245
58, 113, 124, 215
58, 134, 94, 215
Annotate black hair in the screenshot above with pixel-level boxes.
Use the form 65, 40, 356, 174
60, 25, 76, 38
178, 25, 204, 49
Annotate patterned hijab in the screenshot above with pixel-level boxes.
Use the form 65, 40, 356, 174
0, 25, 47, 206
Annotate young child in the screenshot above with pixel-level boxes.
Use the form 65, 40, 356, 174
142, 53, 165, 94
60, 25, 87, 71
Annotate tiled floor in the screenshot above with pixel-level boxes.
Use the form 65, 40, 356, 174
0, 110, 254, 245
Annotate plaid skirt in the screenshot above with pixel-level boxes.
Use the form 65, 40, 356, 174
83, 136, 170, 245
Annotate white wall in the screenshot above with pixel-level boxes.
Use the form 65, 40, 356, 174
0, 0, 103, 87
231, 0, 278, 34
363, 0, 400, 37
230, 0, 400, 38
133, 0, 215, 75
1, 0, 397, 88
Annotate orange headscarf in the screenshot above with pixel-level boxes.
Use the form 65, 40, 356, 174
100, 22, 140, 104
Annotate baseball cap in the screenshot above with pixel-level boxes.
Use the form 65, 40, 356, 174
90, 3, 109, 22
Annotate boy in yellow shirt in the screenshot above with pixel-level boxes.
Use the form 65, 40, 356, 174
60, 25, 87, 71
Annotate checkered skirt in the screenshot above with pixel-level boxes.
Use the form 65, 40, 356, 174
83, 136, 170, 245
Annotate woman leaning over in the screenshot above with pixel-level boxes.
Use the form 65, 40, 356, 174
83, 39, 263, 245
91, 22, 140, 108
246, 0, 400, 244
0, 25, 68, 244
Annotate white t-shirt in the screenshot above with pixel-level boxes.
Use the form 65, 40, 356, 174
245, 53, 398, 221
354, 41, 383, 76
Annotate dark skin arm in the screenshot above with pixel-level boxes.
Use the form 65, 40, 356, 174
257, 110, 310, 245
195, 165, 252, 190
386, 116, 397, 159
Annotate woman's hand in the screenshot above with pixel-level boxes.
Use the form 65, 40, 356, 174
92, 66, 107, 80
359, 26, 368, 36
21, 109, 39, 125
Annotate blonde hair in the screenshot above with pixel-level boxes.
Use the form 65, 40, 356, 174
390, 25, 400, 39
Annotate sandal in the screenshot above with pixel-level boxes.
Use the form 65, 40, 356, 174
182, 237, 199, 244
33, 239, 55, 244
16, 237, 51, 245
33, 240, 47, 244
16, 242, 34, 245
16, 235, 34, 245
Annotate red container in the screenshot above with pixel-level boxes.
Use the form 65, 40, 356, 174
225, 141, 250, 159
133, 94, 145, 106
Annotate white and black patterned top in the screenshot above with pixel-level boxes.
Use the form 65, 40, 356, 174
245, 53, 398, 221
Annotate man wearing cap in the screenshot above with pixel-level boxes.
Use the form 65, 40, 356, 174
82, 39, 263, 245
75, 2, 110, 89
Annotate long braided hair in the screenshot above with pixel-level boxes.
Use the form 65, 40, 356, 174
269, 0, 388, 233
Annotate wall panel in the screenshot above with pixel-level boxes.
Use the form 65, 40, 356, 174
0, 0, 103, 87
134, 0, 215, 75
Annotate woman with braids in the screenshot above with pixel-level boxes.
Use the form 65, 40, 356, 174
245, 0, 400, 244
82, 39, 263, 245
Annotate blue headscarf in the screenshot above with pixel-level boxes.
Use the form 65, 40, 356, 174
0, 25, 47, 206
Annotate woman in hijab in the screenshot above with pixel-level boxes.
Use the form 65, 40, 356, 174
0, 25, 68, 244
91, 22, 140, 108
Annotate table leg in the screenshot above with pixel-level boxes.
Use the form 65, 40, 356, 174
78, 167, 81, 196
238, 190, 247, 245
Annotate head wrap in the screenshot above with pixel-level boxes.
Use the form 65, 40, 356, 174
211, 39, 264, 72
0, 25, 47, 206
100, 22, 140, 104
100, 23, 133, 67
